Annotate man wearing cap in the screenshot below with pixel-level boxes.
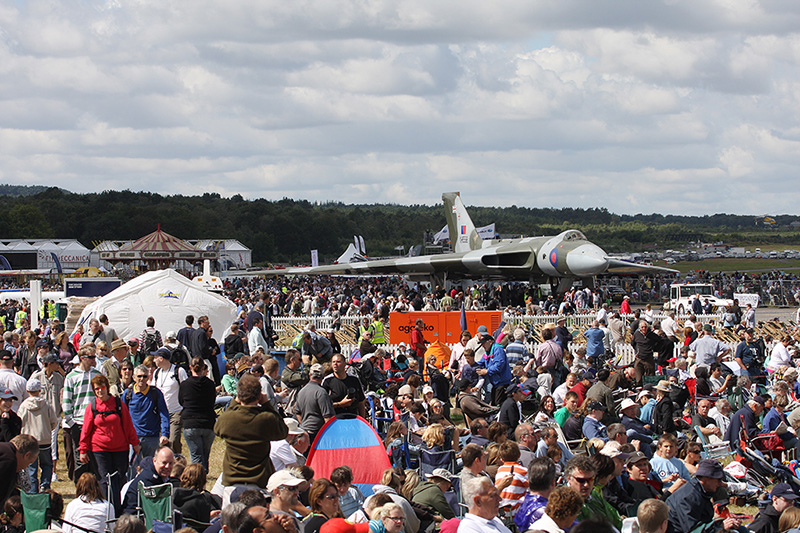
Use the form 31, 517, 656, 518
18, 378, 57, 492
412, 468, 455, 520
554, 317, 573, 350
586, 369, 616, 422
101, 338, 131, 397
599, 441, 635, 515
734, 328, 763, 377
30, 353, 63, 482
295, 363, 334, 444
667, 459, 741, 533
498, 384, 530, 436
476, 336, 512, 406
749, 482, 799, 533
618, 398, 654, 457
465, 325, 490, 361
163, 330, 191, 374
725, 397, 765, 444
582, 401, 609, 441
152, 347, 189, 455
61, 344, 100, 481
267, 470, 304, 532
0, 350, 27, 412
690, 324, 730, 368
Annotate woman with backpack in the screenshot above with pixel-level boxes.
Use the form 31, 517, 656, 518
79, 374, 140, 516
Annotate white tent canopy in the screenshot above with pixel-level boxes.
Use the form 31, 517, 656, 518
77, 269, 236, 343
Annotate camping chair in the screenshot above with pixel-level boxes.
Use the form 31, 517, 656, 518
551, 422, 586, 454
138, 481, 181, 532
420, 448, 456, 477
737, 414, 787, 462
448, 475, 464, 518
367, 393, 393, 437
20, 492, 51, 533
694, 425, 734, 463
20, 492, 103, 533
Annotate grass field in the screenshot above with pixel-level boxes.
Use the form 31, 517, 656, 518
50, 434, 226, 503
671, 257, 800, 274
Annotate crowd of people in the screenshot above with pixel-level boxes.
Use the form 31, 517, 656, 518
1, 271, 800, 533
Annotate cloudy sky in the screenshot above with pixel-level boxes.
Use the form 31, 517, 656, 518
2, 1, 800, 216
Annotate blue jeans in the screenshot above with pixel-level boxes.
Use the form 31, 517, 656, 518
93, 450, 129, 516
27, 446, 53, 493
183, 427, 215, 471
139, 436, 161, 459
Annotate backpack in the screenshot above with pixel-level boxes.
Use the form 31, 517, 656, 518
154, 365, 184, 386
142, 331, 159, 355
124, 386, 161, 417
91, 396, 122, 418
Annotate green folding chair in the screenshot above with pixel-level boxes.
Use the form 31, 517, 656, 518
20, 491, 50, 533
138, 481, 174, 531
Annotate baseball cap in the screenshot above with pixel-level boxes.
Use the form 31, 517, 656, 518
771, 483, 799, 500
477, 325, 488, 334
35, 338, 49, 348
0, 351, 13, 361
505, 383, 532, 396
600, 441, 630, 460
637, 389, 653, 401
398, 385, 414, 396
753, 396, 767, 407
625, 451, 649, 468
26, 379, 42, 392
151, 347, 172, 360
266, 470, 305, 492
309, 363, 324, 380
40, 353, 57, 365
587, 400, 607, 411
165, 331, 177, 341
695, 459, 724, 479
0, 390, 17, 401
422, 385, 434, 395
581, 371, 595, 382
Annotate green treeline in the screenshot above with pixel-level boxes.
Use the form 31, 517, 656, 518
0, 188, 798, 264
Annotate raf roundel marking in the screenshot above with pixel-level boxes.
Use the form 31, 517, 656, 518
549, 248, 558, 268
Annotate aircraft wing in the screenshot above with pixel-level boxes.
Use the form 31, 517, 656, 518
252, 253, 472, 277
604, 258, 679, 275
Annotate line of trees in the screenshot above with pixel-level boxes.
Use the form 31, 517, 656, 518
0, 187, 798, 264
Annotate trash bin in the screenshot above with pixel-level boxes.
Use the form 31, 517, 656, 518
56, 302, 68, 322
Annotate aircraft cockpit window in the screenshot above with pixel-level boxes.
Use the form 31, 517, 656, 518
563, 231, 586, 242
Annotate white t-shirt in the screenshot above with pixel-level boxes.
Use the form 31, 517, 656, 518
63, 498, 114, 533
153, 364, 188, 414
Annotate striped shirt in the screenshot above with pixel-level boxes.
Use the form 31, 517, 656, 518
62, 367, 101, 427
495, 462, 528, 510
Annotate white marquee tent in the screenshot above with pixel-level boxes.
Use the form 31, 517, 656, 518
77, 269, 236, 343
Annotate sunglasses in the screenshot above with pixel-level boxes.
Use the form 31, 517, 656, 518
571, 476, 595, 485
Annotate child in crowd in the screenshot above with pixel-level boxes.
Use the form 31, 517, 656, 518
649, 434, 689, 492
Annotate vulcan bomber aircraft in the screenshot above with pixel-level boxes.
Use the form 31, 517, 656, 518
254, 192, 677, 291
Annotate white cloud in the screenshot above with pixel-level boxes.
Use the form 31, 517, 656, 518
0, 0, 798, 216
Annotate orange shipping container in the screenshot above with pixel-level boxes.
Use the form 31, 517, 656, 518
389, 311, 503, 346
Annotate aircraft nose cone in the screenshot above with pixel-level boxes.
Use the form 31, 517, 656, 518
566, 244, 609, 277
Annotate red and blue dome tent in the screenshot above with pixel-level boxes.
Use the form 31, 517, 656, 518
307, 415, 391, 496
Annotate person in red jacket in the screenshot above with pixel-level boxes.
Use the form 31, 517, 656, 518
80, 374, 140, 515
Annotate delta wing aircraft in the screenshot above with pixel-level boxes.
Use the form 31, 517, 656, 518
253, 193, 677, 291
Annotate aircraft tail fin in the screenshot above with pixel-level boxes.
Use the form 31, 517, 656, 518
442, 192, 481, 253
